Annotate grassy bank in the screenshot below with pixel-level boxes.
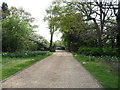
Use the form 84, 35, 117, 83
2, 52, 53, 80
0, 56, 2, 80
73, 53, 119, 88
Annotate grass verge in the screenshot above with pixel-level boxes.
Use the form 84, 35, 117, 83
73, 53, 119, 88
2, 52, 53, 80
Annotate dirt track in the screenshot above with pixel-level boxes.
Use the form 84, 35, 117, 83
2, 50, 102, 88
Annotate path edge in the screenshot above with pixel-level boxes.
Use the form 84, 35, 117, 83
2, 54, 53, 83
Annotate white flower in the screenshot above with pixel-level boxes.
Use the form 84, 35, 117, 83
25, 53, 28, 55
32, 59, 34, 60
82, 62, 87, 64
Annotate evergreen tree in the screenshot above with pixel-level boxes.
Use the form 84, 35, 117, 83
1, 2, 9, 19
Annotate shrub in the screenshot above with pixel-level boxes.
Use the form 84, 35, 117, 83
78, 47, 102, 56
78, 46, 118, 56
102, 47, 118, 56
2, 51, 49, 58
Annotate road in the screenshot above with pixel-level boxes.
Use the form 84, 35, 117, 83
2, 50, 102, 88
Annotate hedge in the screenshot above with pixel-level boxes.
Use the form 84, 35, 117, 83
78, 46, 118, 56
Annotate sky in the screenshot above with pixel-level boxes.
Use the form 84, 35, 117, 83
0, 0, 62, 42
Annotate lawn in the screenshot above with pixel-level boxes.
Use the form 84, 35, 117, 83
73, 53, 119, 88
2, 52, 53, 80
0, 56, 2, 80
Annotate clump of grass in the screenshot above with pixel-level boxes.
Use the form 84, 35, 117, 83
96, 56, 120, 62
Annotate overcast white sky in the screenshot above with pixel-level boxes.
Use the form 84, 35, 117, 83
0, 0, 62, 42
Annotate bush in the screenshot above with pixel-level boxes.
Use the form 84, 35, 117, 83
78, 47, 102, 56
78, 46, 118, 56
2, 51, 50, 58
102, 47, 118, 56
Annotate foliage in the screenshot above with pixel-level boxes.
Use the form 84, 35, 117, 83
9, 6, 36, 25
44, 0, 61, 51
46, 0, 119, 55
29, 33, 49, 51
2, 15, 33, 52
78, 46, 118, 56
1, 2, 9, 19
78, 47, 103, 56
1, 3, 48, 52
2, 51, 50, 58
60, 13, 88, 51
53, 40, 64, 47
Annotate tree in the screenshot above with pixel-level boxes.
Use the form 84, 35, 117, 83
54, 40, 63, 46
103, 20, 117, 48
0, 12, 1, 52
8, 6, 38, 30
113, 1, 120, 53
68, 0, 117, 47
9, 7, 35, 23
60, 13, 87, 51
45, 0, 98, 51
1, 2, 9, 19
44, 0, 61, 51
2, 15, 33, 52
29, 33, 49, 51
117, 1, 120, 53
45, 0, 118, 53
1, 5, 40, 52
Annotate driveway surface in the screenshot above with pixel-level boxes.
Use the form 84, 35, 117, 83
2, 50, 102, 88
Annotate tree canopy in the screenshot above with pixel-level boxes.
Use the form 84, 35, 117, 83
2, 2, 49, 52
45, 0, 119, 55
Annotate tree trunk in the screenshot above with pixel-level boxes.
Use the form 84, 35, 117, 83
116, 1, 120, 54
49, 33, 53, 52
99, 1, 104, 47
92, 18, 102, 47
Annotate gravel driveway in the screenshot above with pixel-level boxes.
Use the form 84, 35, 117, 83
2, 50, 102, 88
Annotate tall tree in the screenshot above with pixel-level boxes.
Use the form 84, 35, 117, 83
9, 7, 38, 29
2, 15, 33, 52
106, 0, 120, 53
69, 0, 117, 47
1, 2, 9, 19
0, 10, 1, 52
9, 7, 35, 23
44, 0, 61, 51
114, 1, 120, 54
45, 0, 118, 52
